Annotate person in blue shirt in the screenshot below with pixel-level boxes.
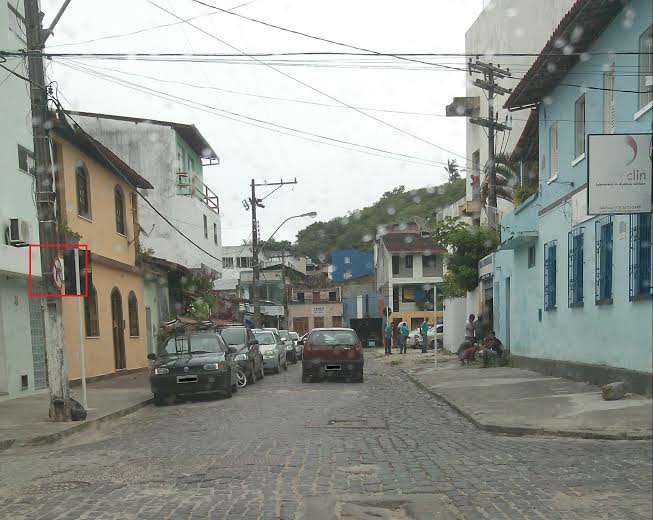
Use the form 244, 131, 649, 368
420, 319, 429, 353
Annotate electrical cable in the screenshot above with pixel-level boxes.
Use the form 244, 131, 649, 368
145, 0, 479, 169
54, 57, 456, 168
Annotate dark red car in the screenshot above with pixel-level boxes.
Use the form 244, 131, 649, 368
301, 328, 364, 383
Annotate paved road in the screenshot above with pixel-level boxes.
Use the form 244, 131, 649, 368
0, 353, 651, 520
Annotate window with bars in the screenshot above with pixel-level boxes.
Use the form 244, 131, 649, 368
213, 223, 218, 245
568, 228, 584, 307
595, 217, 613, 305
544, 241, 557, 311
629, 214, 652, 301
528, 245, 536, 269
114, 185, 125, 235
574, 95, 585, 158
222, 257, 234, 268
236, 257, 253, 268
603, 66, 615, 133
549, 123, 559, 179
639, 25, 653, 109
203, 215, 208, 239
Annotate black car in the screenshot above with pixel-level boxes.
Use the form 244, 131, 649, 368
148, 331, 239, 405
217, 325, 265, 385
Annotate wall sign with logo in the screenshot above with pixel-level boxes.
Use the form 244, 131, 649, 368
478, 253, 494, 281
587, 133, 652, 215
313, 306, 326, 317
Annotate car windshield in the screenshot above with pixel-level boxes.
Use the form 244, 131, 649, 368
254, 331, 276, 345
159, 334, 225, 356
219, 327, 247, 345
309, 330, 359, 346
279, 331, 290, 340
290, 332, 299, 340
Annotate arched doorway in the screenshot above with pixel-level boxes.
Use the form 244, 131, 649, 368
111, 288, 126, 370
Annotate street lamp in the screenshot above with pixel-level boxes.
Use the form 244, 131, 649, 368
253, 211, 317, 327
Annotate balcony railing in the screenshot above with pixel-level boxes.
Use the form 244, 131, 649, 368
176, 172, 219, 214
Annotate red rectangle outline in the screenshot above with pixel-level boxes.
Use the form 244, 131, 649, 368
28, 244, 89, 298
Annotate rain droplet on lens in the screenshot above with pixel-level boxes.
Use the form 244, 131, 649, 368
362, 234, 372, 242
387, 207, 396, 216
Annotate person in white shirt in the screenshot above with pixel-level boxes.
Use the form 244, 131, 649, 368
464, 314, 475, 342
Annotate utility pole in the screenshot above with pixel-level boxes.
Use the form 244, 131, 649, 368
249, 178, 298, 327
468, 59, 512, 228
25, 0, 73, 421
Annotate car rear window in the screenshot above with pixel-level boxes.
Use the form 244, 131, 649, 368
254, 331, 276, 345
279, 331, 290, 340
308, 330, 359, 346
290, 332, 299, 340
219, 327, 247, 345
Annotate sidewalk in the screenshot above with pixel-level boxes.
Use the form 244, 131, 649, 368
398, 352, 653, 440
0, 371, 152, 450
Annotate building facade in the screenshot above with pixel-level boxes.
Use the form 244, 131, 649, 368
496, 0, 652, 393
51, 121, 153, 380
71, 112, 222, 275
375, 224, 445, 331
0, 1, 48, 400
287, 287, 343, 336
330, 249, 374, 282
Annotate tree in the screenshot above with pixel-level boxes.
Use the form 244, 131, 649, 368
480, 152, 520, 207
443, 159, 460, 183
432, 217, 499, 298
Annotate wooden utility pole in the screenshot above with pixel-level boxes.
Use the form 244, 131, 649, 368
24, 0, 73, 421
468, 59, 512, 228
249, 178, 298, 327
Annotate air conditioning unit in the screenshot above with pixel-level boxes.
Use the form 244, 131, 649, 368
8, 218, 31, 246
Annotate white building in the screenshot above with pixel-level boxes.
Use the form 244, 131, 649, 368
455, 0, 576, 225
71, 112, 222, 275
374, 224, 446, 331
0, 1, 48, 399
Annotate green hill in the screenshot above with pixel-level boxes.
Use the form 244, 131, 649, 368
292, 178, 466, 262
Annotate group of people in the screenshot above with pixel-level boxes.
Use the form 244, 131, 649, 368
383, 318, 431, 355
458, 313, 505, 368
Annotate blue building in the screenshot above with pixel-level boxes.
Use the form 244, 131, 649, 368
330, 249, 374, 282
494, 0, 652, 394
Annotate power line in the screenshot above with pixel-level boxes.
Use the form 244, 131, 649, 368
55, 57, 456, 168
45, 0, 263, 48
145, 0, 478, 169
55, 58, 647, 123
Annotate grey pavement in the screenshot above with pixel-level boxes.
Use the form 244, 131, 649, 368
0, 352, 651, 520
0, 371, 151, 449
404, 354, 653, 440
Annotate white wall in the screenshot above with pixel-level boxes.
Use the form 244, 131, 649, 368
464, 0, 576, 221
74, 116, 222, 273
443, 297, 467, 352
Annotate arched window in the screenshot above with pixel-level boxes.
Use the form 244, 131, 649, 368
114, 185, 125, 235
75, 161, 91, 219
128, 291, 139, 336
84, 284, 99, 337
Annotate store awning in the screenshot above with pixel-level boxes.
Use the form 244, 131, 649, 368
499, 232, 538, 251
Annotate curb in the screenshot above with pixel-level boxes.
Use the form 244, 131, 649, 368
1, 398, 153, 451
403, 370, 653, 441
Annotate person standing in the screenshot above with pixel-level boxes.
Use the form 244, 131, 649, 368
399, 322, 410, 354
464, 314, 475, 343
384, 322, 393, 355
420, 318, 429, 353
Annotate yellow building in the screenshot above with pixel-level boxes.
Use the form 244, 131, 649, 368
51, 121, 153, 381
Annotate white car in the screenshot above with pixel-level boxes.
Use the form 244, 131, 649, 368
253, 329, 287, 373
408, 324, 444, 349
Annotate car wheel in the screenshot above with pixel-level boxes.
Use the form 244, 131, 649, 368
236, 368, 248, 389
230, 369, 239, 394
258, 358, 265, 379
153, 393, 172, 406
248, 362, 257, 385
224, 379, 233, 398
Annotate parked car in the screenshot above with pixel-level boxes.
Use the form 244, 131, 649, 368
301, 328, 364, 383
217, 325, 265, 384
148, 331, 238, 405
278, 330, 297, 364
289, 331, 302, 360
253, 329, 287, 373
408, 324, 444, 349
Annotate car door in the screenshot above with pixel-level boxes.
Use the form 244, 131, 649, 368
276, 333, 286, 364
217, 333, 236, 385
247, 328, 261, 372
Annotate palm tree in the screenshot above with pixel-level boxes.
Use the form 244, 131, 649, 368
480, 153, 521, 207
443, 159, 460, 183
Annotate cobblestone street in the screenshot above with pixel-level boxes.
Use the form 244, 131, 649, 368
0, 354, 651, 520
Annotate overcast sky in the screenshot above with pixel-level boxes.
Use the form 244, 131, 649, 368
43, 0, 485, 245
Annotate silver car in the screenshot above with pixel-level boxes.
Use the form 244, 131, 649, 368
253, 329, 287, 374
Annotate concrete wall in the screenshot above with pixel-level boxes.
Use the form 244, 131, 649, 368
443, 297, 467, 352
464, 0, 576, 221
494, 0, 653, 374
73, 115, 222, 273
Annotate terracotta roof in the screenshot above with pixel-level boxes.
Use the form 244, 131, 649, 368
381, 232, 446, 254
52, 119, 154, 189
69, 110, 219, 160
504, 0, 625, 110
